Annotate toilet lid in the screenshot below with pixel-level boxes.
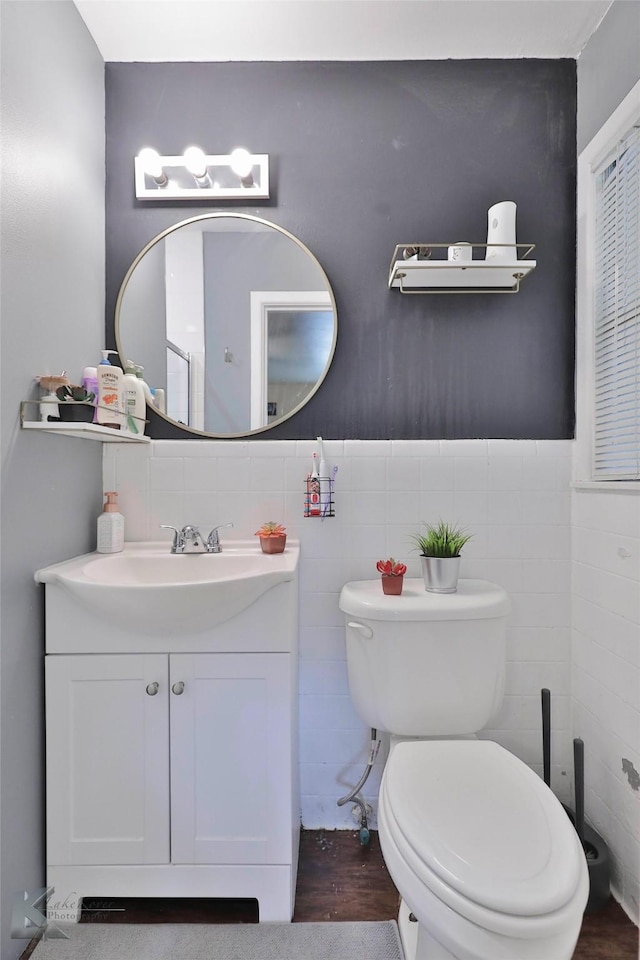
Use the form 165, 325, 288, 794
383, 740, 582, 917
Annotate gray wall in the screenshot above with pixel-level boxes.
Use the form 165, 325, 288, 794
106, 59, 577, 440
577, 0, 640, 152
0, 4, 104, 956
118, 241, 167, 390
204, 231, 325, 432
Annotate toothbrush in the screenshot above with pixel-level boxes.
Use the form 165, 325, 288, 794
317, 437, 329, 512
309, 453, 321, 515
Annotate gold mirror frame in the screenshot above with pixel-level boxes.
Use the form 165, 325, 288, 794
114, 212, 338, 438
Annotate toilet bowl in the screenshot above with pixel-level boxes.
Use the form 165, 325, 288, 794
339, 579, 589, 960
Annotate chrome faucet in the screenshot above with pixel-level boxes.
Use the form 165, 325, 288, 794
160, 524, 204, 554
160, 522, 233, 554
205, 522, 234, 554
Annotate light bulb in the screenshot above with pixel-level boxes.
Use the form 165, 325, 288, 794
183, 146, 208, 180
230, 147, 253, 181
138, 147, 166, 183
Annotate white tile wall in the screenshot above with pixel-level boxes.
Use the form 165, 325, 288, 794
105, 438, 575, 832
571, 487, 640, 923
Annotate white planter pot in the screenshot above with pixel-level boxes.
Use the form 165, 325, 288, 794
420, 556, 460, 594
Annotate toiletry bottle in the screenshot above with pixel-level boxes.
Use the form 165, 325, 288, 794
82, 366, 99, 422
97, 350, 124, 429
153, 388, 166, 414
134, 364, 155, 406
97, 491, 125, 554
123, 360, 146, 435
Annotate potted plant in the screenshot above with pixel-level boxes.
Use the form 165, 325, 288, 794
411, 521, 472, 594
376, 558, 407, 595
255, 521, 287, 555
55, 384, 96, 422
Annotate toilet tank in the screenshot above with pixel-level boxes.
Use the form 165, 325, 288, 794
339, 579, 510, 737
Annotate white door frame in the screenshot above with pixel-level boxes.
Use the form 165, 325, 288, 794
249, 290, 332, 429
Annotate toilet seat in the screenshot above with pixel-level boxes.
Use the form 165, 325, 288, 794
380, 739, 587, 941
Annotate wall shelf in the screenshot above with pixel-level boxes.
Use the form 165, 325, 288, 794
389, 243, 536, 294
21, 421, 150, 442
20, 403, 150, 443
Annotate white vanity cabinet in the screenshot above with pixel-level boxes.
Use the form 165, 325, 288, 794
40, 543, 300, 923
46, 654, 171, 867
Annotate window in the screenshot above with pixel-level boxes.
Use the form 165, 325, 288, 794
592, 125, 640, 479
576, 80, 640, 484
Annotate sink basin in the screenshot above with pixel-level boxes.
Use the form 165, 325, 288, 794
36, 540, 299, 635
83, 551, 276, 585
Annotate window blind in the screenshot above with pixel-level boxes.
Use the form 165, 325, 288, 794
593, 124, 640, 480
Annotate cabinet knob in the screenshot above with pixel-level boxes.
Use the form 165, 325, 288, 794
172, 681, 185, 695
145, 681, 160, 696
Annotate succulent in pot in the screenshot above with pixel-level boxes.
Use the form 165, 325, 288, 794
376, 557, 407, 595
54, 384, 96, 422
411, 521, 472, 594
255, 521, 287, 554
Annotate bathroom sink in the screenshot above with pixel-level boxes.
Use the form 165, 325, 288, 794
35, 540, 299, 635
82, 551, 275, 585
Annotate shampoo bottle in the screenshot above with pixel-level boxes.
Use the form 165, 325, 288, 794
97, 350, 124, 429
97, 491, 125, 554
123, 361, 146, 435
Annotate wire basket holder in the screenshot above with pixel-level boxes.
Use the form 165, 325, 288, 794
304, 475, 335, 519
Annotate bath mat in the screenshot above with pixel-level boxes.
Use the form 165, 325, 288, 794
29, 920, 404, 960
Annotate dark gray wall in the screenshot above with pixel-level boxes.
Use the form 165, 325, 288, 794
0, 5, 104, 956
577, 0, 640, 153
106, 59, 576, 439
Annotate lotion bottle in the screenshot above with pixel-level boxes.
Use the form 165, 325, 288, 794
97, 491, 125, 554
123, 360, 146, 435
97, 350, 124, 429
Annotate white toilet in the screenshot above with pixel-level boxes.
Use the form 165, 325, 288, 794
339, 578, 589, 960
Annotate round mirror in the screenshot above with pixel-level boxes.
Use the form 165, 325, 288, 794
115, 213, 337, 437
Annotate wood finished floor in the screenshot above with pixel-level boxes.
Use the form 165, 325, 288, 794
21, 829, 638, 959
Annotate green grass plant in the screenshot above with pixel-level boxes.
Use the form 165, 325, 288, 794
411, 520, 472, 558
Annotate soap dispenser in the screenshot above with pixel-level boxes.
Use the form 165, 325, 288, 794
97, 350, 124, 429
97, 491, 125, 554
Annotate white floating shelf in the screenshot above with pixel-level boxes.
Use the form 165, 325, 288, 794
389, 243, 536, 294
21, 421, 150, 443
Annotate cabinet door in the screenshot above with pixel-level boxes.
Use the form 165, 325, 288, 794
170, 653, 292, 865
46, 654, 170, 865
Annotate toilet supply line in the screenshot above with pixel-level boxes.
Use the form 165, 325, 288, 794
337, 727, 380, 845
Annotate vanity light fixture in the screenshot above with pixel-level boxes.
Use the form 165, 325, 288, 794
183, 146, 210, 185
137, 148, 168, 187
134, 145, 269, 201
230, 147, 254, 187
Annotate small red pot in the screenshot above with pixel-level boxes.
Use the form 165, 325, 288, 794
381, 575, 403, 596
259, 535, 287, 555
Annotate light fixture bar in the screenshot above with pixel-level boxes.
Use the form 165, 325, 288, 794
134, 153, 270, 201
